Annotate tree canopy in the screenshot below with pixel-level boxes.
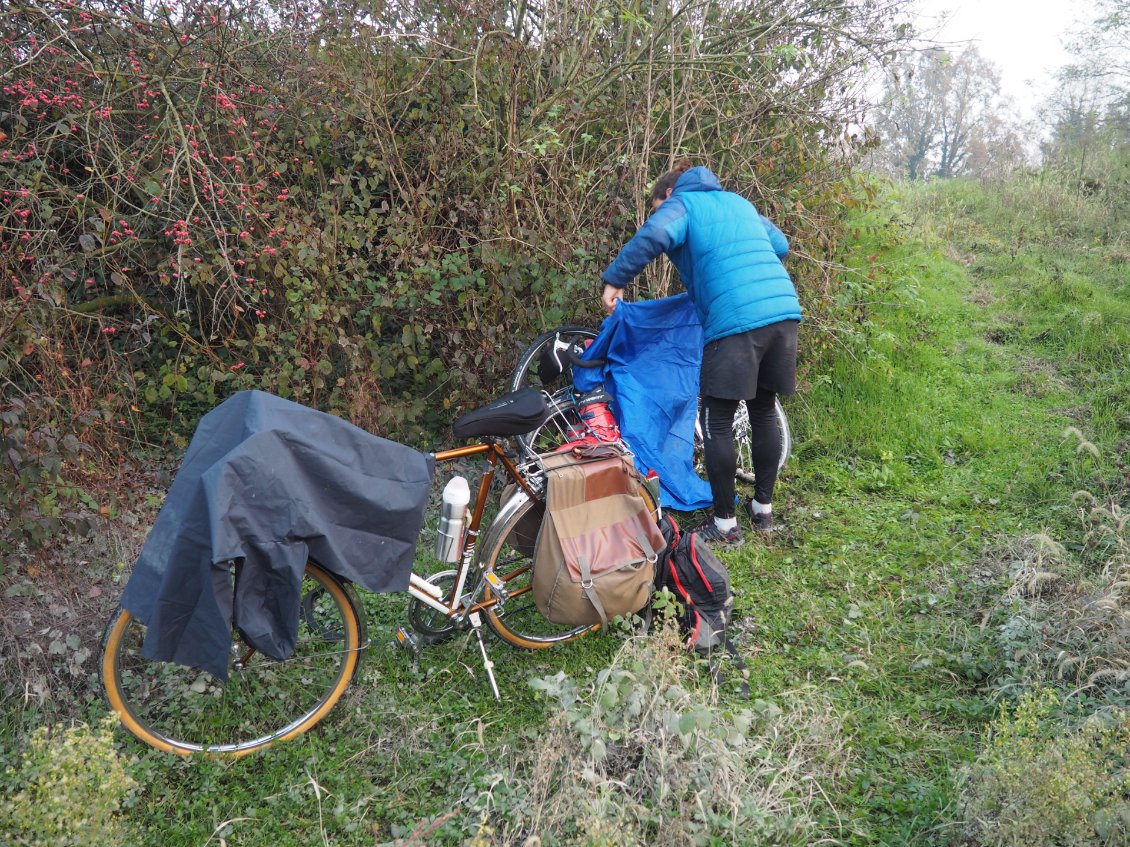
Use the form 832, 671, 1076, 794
868, 45, 1024, 180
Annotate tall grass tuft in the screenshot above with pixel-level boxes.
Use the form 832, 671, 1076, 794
900, 172, 1118, 247
986, 438, 1130, 701
459, 623, 850, 846
958, 688, 1130, 847
958, 438, 1130, 845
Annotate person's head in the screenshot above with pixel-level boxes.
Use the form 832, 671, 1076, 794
648, 159, 693, 211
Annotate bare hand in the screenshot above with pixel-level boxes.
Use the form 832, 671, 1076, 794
602, 284, 624, 315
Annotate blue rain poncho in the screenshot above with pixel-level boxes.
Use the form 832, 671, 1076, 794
572, 294, 712, 511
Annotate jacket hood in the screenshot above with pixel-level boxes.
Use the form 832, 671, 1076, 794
673, 166, 723, 194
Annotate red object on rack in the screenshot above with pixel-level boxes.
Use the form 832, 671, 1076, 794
577, 396, 621, 443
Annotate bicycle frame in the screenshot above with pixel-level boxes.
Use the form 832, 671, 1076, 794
404, 440, 538, 622
99, 407, 652, 755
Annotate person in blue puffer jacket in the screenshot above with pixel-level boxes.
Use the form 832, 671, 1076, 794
601, 162, 801, 544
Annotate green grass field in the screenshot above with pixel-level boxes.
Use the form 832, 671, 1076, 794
4, 175, 1129, 846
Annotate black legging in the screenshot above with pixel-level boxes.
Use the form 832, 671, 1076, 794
700, 392, 781, 518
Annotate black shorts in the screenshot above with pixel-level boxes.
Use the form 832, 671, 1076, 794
699, 320, 799, 400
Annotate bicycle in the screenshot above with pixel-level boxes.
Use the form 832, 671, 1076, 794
100, 389, 659, 757
509, 325, 792, 484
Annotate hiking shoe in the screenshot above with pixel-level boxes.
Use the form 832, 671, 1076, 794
743, 499, 775, 534
690, 521, 743, 547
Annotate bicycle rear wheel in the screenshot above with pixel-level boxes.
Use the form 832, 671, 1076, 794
101, 561, 364, 757
479, 494, 597, 648
481, 485, 659, 649
509, 325, 599, 394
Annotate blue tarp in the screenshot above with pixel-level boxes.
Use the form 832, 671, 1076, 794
573, 294, 712, 511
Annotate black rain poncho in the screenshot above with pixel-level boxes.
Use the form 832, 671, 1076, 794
120, 390, 435, 679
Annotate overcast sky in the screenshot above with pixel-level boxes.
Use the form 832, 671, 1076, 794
912, 0, 1089, 120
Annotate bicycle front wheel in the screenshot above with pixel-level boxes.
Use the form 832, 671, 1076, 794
101, 561, 364, 757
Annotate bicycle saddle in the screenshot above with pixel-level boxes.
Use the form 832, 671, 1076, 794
452, 388, 549, 438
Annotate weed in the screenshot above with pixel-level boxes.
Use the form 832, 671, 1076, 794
958, 688, 1130, 846
1, 516, 147, 740
978, 438, 1130, 710
0, 715, 138, 847
0, 394, 101, 557
457, 624, 848, 846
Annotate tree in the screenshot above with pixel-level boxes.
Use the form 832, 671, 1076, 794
1063, 0, 1130, 93
1043, 3, 1130, 198
868, 45, 1024, 179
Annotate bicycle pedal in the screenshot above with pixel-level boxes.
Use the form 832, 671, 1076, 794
483, 570, 508, 600
393, 626, 422, 657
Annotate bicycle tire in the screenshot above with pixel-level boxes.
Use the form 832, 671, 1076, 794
509, 326, 599, 456
101, 561, 364, 757
509, 325, 599, 394
695, 397, 791, 484
481, 485, 659, 649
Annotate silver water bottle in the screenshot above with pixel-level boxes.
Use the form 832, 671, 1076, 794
435, 475, 471, 563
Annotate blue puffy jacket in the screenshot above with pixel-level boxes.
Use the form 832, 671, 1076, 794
601, 167, 802, 343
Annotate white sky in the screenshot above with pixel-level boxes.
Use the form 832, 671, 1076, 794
912, 0, 1088, 120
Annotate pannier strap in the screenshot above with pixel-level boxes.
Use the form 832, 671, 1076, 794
637, 532, 659, 560
578, 557, 610, 628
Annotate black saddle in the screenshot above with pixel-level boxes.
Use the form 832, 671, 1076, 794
452, 388, 549, 439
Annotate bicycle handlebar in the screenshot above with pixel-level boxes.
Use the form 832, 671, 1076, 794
568, 349, 605, 368
546, 333, 605, 369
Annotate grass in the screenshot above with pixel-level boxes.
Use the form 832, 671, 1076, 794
3, 173, 1129, 845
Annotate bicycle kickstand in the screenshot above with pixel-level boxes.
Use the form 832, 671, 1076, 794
467, 612, 501, 701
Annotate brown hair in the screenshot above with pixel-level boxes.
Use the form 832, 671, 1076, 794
648, 159, 693, 204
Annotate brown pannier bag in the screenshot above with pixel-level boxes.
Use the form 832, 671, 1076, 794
532, 443, 665, 627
